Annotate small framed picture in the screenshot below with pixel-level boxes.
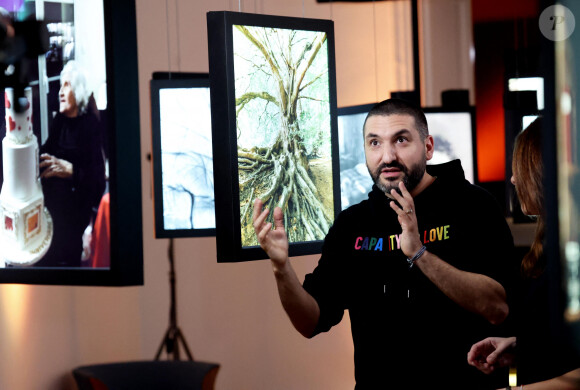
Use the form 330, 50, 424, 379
150, 72, 216, 238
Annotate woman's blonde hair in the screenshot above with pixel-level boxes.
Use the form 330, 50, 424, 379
512, 118, 545, 278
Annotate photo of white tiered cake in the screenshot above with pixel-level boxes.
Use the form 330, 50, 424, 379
0, 87, 53, 266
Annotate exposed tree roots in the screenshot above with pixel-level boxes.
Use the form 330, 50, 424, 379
239, 131, 332, 246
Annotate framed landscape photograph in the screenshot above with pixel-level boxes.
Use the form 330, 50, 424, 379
207, 11, 341, 262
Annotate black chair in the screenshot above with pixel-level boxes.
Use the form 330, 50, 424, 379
72, 360, 220, 390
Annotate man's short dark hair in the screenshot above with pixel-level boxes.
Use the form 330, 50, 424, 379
363, 98, 429, 140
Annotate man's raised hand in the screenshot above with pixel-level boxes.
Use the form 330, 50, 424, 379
253, 198, 290, 271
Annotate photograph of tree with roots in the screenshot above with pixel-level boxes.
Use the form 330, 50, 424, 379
233, 24, 335, 247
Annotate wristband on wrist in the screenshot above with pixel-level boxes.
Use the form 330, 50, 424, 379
407, 246, 427, 269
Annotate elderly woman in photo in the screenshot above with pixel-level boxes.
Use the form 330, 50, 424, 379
38, 60, 105, 267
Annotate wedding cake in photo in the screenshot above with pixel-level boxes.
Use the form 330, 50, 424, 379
0, 87, 53, 266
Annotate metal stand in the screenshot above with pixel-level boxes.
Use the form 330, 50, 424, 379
155, 238, 194, 361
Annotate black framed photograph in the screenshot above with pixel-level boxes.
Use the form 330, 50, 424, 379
207, 11, 341, 262
423, 106, 478, 184
150, 72, 215, 238
0, 0, 142, 285
336, 103, 375, 210
337, 104, 477, 210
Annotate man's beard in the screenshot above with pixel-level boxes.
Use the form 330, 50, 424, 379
368, 157, 426, 196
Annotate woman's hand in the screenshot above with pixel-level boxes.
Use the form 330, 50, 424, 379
467, 336, 516, 374
40, 153, 73, 179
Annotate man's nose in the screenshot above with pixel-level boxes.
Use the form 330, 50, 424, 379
381, 145, 397, 164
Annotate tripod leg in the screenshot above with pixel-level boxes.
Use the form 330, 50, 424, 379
172, 328, 181, 360
175, 327, 194, 361
155, 327, 173, 360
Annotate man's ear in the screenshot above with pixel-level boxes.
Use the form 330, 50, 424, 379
424, 135, 434, 161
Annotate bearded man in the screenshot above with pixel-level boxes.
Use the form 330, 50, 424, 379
253, 98, 516, 389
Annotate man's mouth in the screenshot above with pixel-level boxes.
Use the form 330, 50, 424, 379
380, 167, 402, 179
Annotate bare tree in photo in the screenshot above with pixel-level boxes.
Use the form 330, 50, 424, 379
233, 25, 334, 246
160, 88, 215, 230
163, 150, 214, 229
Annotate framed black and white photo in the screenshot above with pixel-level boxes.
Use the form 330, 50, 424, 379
337, 104, 477, 210
423, 107, 478, 183
150, 73, 215, 238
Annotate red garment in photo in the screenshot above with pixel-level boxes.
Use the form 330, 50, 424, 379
91, 193, 110, 268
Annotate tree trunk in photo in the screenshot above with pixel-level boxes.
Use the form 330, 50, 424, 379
235, 26, 333, 245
